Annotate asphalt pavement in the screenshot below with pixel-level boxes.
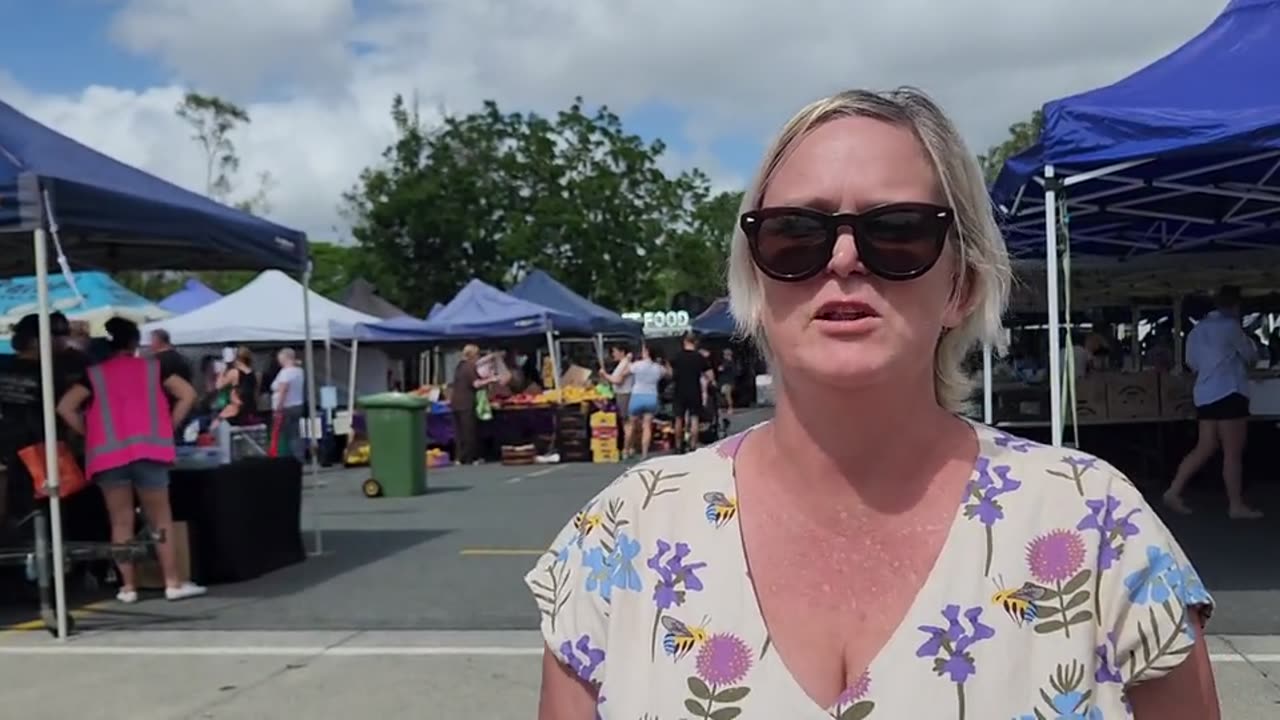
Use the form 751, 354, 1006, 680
0, 407, 1278, 717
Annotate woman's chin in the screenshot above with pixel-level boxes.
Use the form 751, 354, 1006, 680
785, 351, 896, 391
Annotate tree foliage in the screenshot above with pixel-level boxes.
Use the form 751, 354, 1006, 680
978, 109, 1044, 184
344, 95, 736, 315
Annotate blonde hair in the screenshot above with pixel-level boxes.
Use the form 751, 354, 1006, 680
727, 87, 1011, 412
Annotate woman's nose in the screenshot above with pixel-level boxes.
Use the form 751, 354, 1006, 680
827, 227, 866, 278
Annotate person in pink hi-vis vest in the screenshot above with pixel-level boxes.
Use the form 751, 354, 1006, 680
57, 317, 206, 604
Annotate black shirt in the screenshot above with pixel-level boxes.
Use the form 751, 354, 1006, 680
154, 348, 192, 408
670, 349, 709, 398
0, 355, 45, 459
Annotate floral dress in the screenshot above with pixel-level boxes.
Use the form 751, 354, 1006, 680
524, 421, 1212, 719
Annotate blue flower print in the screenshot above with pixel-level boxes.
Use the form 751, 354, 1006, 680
963, 456, 1022, 576
559, 634, 605, 683
918, 605, 995, 719
583, 547, 616, 601
1123, 545, 1179, 605
648, 539, 707, 610
609, 532, 644, 594
1076, 495, 1141, 572
1048, 690, 1103, 720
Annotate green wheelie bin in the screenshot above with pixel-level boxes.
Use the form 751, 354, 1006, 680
357, 392, 431, 498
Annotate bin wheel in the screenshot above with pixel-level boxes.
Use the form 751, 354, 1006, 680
362, 478, 383, 498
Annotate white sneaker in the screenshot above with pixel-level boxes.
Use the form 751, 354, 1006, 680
164, 582, 207, 601
116, 588, 138, 604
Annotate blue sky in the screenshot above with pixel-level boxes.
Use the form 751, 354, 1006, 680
0, 0, 1225, 238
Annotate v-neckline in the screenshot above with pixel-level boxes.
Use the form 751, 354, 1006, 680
724, 419, 988, 715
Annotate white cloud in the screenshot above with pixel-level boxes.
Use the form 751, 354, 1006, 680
3, 0, 1226, 240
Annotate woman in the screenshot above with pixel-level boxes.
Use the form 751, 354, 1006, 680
621, 345, 667, 460
526, 89, 1217, 718
211, 346, 258, 428
601, 345, 635, 457
57, 317, 206, 603
452, 344, 497, 464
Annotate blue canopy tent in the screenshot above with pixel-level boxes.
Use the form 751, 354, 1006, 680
692, 297, 738, 338
157, 278, 222, 314
0, 100, 315, 637
427, 302, 445, 320
990, 0, 1280, 446
509, 269, 642, 336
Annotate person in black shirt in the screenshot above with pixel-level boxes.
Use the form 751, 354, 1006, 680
670, 333, 711, 452
149, 329, 193, 439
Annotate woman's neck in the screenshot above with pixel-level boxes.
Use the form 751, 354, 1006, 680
758, 370, 969, 513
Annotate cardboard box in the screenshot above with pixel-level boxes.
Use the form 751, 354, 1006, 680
1074, 375, 1109, 421
1105, 371, 1160, 420
995, 386, 1049, 423
135, 521, 191, 590
1159, 373, 1195, 419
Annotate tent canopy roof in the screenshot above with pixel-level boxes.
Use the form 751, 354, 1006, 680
418, 279, 592, 340
0, 100, 306, 274
157, 278, 221, 314
142, 270, 380, 345
337, 278, 410, 319
509, 269, 641, 336
994, 0, 1280, 260
691, 297, 737, 338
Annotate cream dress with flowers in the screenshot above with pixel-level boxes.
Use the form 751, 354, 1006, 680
525, 421, 1211, 719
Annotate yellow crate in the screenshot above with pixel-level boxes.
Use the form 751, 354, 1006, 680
589, 412, 617, 428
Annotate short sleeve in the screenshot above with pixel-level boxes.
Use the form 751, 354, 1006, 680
1101, 477, 1213, 687
524, 495, 615, 687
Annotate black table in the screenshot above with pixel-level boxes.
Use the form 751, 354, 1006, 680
170, 457, 305, 585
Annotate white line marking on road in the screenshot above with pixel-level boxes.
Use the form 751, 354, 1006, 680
505, 466, 562, 484
0, 645, 545, 657
0, 645, 1271, 662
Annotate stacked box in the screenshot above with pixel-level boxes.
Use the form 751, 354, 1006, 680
590, 411, 620, 463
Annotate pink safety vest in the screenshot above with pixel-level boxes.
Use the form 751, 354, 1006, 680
84, 356, 176, 478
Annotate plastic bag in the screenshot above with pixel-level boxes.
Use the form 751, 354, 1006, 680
475, 388, 494, 421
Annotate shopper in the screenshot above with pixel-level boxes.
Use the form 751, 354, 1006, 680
56, 317, 206, 603
270, 347, 308, 464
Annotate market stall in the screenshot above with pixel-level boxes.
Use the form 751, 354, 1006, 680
0, 97, 310, 638
991, 0, 1280, 448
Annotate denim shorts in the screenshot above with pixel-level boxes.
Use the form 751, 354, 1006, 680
95, 460, 171, 491
628, 393, 659, 416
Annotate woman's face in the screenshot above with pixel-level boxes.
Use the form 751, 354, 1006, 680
757, 115, 966, 391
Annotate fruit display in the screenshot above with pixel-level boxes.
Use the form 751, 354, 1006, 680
426, 447, 451, 468
344, 438, 371, 467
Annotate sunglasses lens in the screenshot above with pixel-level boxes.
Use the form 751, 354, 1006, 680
860, 207, 946, 276
753, 213, 829, 278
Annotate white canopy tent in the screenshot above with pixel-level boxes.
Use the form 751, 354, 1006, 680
142, 270, 380, 344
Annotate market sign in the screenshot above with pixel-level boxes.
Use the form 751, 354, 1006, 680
623, 310, 690, 337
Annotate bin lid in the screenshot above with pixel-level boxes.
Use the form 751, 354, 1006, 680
357, 392, 432, 410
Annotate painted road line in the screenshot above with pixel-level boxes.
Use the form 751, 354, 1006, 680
0, 645, 1272, 661
459, 548, 545, 557
0, 600, 113, 634
505, 466, 563, 484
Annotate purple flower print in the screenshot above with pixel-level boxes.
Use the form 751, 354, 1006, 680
647, 539, 708, 660
696, 632, 754, 686
1094, 630, 1124, 685
1026, 529, 1087, 584
648, 540, 707, 610
992, 430, 1036, 453
828, 672, 875, 719
917, 605, 994, 720
1047, 455, 1100, 496
1078, 495, 1142, 622
963, 456, 1022, 576
559, 634, 606, 683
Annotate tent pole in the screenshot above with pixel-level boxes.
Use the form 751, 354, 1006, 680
594, 333, 606, 366
347, 338, 359, 420
33, 227, 69, 640
982, 341, 994, 424
546, 328, 561, 390
301, 260, 323, 556
1044, 164, 1064, 448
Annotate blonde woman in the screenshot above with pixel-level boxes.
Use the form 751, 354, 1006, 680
527, 89, 1217, 718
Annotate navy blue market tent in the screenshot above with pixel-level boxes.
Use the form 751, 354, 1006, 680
0, 100, 306, 274
346, 314, 441, 343
427, 302, 444, 320
411, 278, 592, 340
692, 297, 737, 337
509, 269, 641, 336
993, 0, 1280, 261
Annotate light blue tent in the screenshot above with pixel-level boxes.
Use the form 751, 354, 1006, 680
0, 271, 167, 352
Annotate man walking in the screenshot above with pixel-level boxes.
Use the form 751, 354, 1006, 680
670, 333, 711, 453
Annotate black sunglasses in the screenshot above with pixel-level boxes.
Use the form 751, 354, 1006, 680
740, 202, 954, 282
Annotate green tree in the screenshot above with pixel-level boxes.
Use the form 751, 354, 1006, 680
177, 92, 251, 201
657, 188, 744, 300
978, 109, 1044, 184
344, 95, 701, 314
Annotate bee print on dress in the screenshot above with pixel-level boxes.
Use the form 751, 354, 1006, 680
661, 614, 711, 661
703, 492, 738, 528
990, 576, 1049, 627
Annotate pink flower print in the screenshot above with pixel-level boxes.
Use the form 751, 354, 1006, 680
715, 432, 747, 459
1026, 529, 1086, 584
695, 632, 753, 686
835, 671, 870, 705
